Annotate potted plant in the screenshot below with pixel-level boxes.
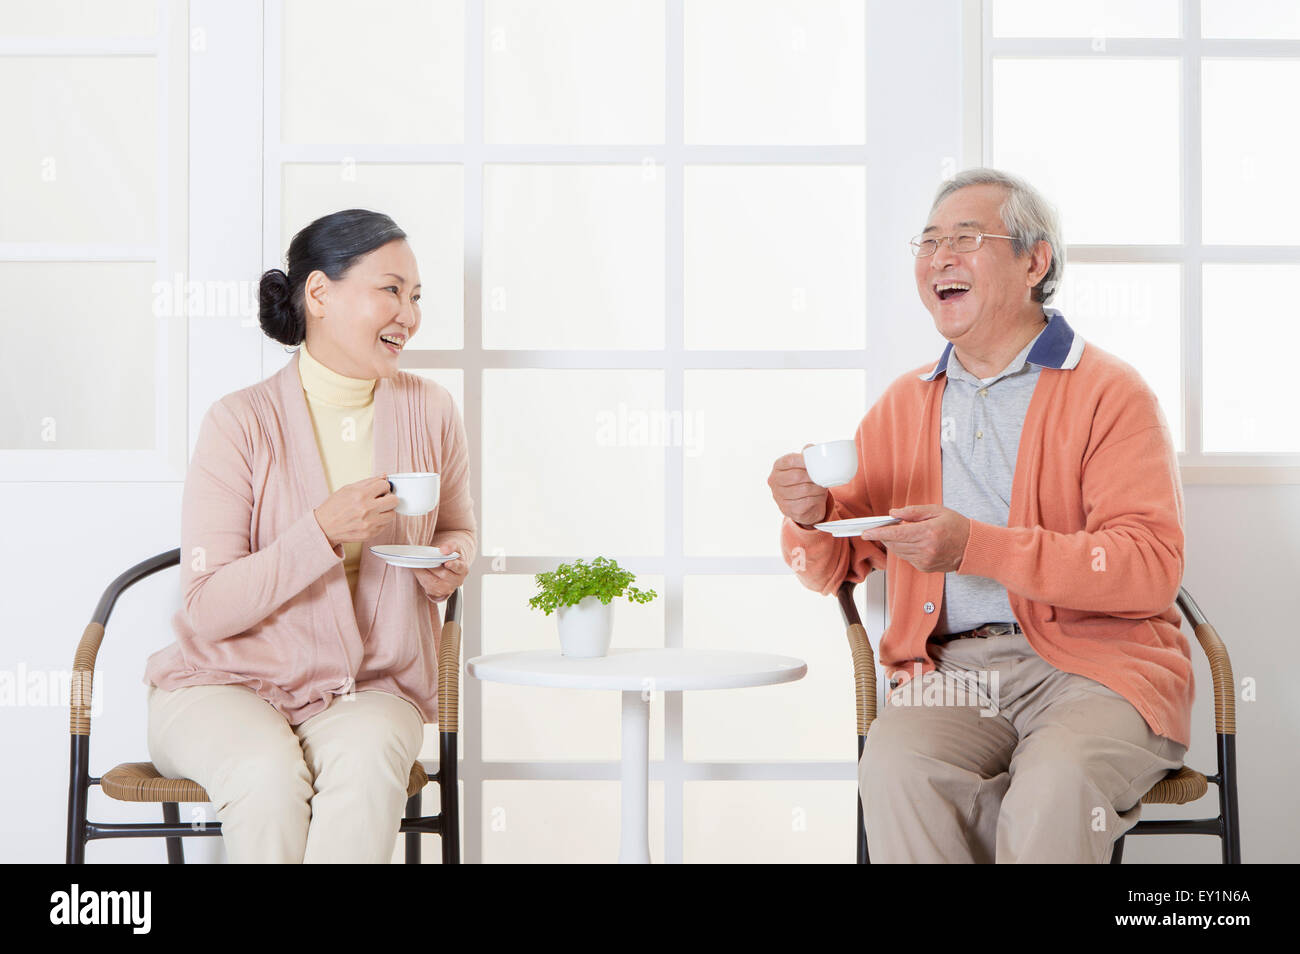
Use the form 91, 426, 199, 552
528, 556, 657, 658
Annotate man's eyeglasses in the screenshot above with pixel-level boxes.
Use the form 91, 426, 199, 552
909, 230, 1016, 258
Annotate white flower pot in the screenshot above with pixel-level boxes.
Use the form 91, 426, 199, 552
556, 596, 614, 658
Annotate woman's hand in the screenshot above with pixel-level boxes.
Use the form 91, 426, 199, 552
312, 476, 398, 547
413, 544, 468, 602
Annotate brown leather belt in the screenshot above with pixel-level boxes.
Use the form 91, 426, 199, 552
929, 621, 1023, 644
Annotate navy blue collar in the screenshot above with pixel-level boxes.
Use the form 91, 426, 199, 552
918, 307, 1085, 381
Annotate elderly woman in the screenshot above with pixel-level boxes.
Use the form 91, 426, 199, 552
143, 209, 475, 863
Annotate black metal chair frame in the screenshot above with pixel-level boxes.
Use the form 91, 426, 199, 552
65, 548, 461, 864
836, 580, 1241, 864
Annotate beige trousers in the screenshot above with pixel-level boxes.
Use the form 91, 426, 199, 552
146, 683, 426, 863
860, 633, 1186, 863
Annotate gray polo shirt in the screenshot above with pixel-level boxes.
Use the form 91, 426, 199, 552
916, 308, 1085, 635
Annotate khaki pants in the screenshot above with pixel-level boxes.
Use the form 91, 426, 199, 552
860, 633, 1186, 863
146, 683, 425, 863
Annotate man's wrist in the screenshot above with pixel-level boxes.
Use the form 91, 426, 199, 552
793, 493, 833, 530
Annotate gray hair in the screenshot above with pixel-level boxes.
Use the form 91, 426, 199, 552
929, 167, 1063, 304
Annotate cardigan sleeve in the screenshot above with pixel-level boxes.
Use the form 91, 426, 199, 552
179, 399, 344, 641
956, 418, 1185, 617
427, 387, 477, 598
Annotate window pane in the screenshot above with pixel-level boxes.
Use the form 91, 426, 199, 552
1202, 264, 1300, 453
479, 574, 664, 761
685, 165, 867, 350
0, 262, 156, 449
1202, 59, 1300, 246
0, 56, 155, 244
0, 0, 156, 34
281, 162, 464, 351
482, 781, 665, 863
684, 0, 866, 144
281, 0, 463, 144
683, 370, 866, 556
484, 0, 664, 144
683, 781, 856, 863
1203, 0, 1300, 39
992, 0, 1179, 37
992, 58, 1180, 244
1053, 265, 1183, 452
683, 576, 853, 761
482, 164, 664, 349
481, 370, 665, 554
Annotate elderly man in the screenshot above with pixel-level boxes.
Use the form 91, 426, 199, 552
768, 168, 1193, 864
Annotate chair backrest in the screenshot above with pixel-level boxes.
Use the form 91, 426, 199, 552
1174, 586, 1235, 737
91, 549, 180, 626
437, 587, 462, 735
71, 549, 180, 737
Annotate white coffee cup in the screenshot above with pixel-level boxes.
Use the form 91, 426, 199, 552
803, 440, 858, 488
387, 472, 440, 516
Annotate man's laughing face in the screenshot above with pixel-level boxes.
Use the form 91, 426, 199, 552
914, 182, 1047, 343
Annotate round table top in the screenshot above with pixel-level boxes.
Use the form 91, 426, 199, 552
466, 647, 807, 691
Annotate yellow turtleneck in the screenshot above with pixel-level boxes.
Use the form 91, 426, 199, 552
297, 340, 376, 602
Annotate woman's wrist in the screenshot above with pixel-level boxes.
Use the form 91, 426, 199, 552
312, 507, 340, 551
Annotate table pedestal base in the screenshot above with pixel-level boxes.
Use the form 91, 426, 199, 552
618, 689, 650, 864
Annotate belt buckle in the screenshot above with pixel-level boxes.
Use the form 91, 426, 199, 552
931, 622, 1019, 645
977, 622, 1018, 637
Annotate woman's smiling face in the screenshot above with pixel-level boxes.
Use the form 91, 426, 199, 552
301, 238, 422, 380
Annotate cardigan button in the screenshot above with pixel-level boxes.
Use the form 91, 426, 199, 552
923, 601, 935, 613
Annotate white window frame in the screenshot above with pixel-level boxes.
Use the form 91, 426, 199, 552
0, 0, 190, 483
970, 0, 1300, 485
260, 0, 896, 864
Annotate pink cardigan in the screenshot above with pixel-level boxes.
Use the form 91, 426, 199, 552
144, 351, 477, 726
781, 333, 1195, 748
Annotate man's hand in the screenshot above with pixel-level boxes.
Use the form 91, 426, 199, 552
768, 448, 833, 527
859, 504, 971, 573
412, 544, 469, 602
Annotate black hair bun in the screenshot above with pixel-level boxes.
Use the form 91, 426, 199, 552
258, 267, 301, 346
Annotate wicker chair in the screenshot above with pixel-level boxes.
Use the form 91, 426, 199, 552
65, 548, 462, 864
836, 580, 1241, 864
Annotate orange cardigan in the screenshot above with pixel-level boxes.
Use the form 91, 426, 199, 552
780, 319, 1194, 748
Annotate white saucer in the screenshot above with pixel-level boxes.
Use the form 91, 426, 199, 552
814, 516, 901, 537
369, 545, 460, 568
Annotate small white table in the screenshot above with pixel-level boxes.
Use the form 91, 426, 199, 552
466, 647, 807, 864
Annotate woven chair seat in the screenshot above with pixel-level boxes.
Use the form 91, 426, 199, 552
101, 760, 429, 803
1140, 764, 1208, 805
